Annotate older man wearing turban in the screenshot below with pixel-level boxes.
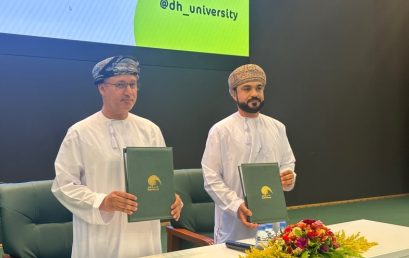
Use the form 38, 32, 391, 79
201, 64, 296, 243
52, 56, 182, 258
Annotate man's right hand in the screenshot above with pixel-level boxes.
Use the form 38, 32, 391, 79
99, 191, 137, 215
237, 203, 258, 229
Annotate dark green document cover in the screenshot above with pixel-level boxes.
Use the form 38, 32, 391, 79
238, 163, 288, 224
123, 147, 175, 222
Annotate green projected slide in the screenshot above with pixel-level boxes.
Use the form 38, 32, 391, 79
134, 0, 249, 56
0, 0, 248, 57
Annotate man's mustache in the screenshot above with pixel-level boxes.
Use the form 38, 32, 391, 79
247, 97, 261, 103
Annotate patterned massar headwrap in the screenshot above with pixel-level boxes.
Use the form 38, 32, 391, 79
228, 64, 266, 95
92, 55, 140, 85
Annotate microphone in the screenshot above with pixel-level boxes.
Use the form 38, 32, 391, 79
225, 240, 263, 252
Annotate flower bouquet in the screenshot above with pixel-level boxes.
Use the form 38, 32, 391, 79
242, 219, 377, 258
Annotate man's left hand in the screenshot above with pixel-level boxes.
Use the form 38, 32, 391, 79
280, 170, 295, 188
170, 194, 183, 221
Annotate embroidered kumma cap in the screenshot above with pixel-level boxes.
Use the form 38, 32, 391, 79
92, 55, 140, 85
228, 64, 266, 94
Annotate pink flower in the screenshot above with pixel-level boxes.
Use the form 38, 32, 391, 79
320, 244, 330, 253
295, 237, 308, 249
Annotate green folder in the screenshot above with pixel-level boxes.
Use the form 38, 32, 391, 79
238, 163, 288, 224
123, 147, 175, 222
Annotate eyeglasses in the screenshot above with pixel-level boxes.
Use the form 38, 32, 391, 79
104, 81, 138, 90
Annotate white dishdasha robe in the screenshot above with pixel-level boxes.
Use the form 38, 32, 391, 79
52, 111, 165, 258
202, 112, 296, 243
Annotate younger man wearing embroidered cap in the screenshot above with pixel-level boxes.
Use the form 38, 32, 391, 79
52, 56, 182, 258
201, 64, 296, 243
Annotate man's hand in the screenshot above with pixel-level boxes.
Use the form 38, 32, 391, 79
99, 191, 137, 215
170, 194, 183, 221
237, 203, 258, 229
280, 170, 295, 188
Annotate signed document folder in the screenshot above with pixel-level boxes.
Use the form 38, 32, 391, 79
123, 147, 175, 222
238, 163, 288, 224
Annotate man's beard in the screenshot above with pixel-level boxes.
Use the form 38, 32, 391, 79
237, 97, 265, 113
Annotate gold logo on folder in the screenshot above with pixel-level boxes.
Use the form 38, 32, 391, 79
260, 185, 273, 199
147, 175, 161, 191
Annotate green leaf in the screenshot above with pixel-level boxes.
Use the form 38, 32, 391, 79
301, 251, 310, 258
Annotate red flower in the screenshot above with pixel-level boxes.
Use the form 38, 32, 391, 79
307, 231, 318, 238
282, 234, 290, 242
302, 219, 316, 225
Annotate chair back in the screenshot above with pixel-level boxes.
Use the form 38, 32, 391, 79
0, 180, 72, 258
171, 169, 214, 237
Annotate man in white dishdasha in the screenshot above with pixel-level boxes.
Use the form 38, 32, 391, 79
52, 56, 182, 258
201, 64, 296, 243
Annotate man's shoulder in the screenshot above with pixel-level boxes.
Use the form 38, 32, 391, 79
259, 113, 286, 128
59, 112, 102, 141
127, 113, 160, 129
206, 113, 241, 138
258, 114, 289, 136
68, 112, 101, 131
212, 113, 238, 128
